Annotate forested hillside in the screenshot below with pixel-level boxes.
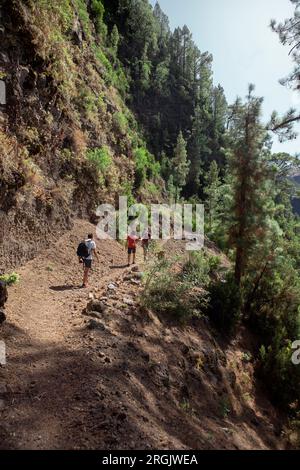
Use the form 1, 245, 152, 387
1, 0, 300, 451
103, 0, 228, 199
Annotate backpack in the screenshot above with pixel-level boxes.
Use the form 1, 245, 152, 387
77, 241, 89, 259
0, 280, 8, 308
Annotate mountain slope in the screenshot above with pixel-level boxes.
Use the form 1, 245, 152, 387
0, 0, 162, 272
0, 220, 286, 450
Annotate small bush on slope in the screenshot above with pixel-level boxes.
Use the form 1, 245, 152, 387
87, 146, 112, 173
0, 273, 20, 286
141, 252, 213, 321
206, 271, 241, 335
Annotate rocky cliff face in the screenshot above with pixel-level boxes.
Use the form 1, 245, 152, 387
0, 0, 159, 272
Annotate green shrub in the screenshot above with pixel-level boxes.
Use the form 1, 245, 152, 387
141, 259, 194, 320
93, 44, 111, 72
93, 43, 129, 96
74, 0, 92, 40
258, 338, 300, 409
113, 111, 128, 135
207, 254, 222, 274
87, 146, 112, 173
113, 65, 129, 98
146, 182, 159, 196
182, 251, 210, 287
134, 147, 160, 188
243, 251, 300, 409
206, 271, 241, 334
76, 87, 98, 120
141, 256, 209, 321
119, 181, 136, 207
219, 396, 231, 419
91, 0, 107, 38
0, 272, 20, 286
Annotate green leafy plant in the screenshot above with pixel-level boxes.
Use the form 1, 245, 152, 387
180, 398, 191, 412
141, 255, 209, 321
134, 147, 160, 188
113, 111, 128, 135
219, 396, 231, 419
0, 272, 20, 286
87, 146, 112, 173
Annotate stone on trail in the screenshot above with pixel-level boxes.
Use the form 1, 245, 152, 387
87, 319, 106, 331
123, 297, 134, 306
108, 283, 117, 291
86, 311, 103, 320
86, 299, 107, 314
131, 266, 140, 273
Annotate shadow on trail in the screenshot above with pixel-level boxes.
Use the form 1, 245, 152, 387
109, 264, 128, 269
49, 285, 81, 292
0, 306, 284, 450
0, 332, 168, 450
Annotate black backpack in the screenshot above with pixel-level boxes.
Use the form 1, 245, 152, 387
77, 241, 89, 259
0, 280, 8, 308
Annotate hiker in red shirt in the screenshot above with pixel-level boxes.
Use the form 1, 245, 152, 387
126, 231, 139, 266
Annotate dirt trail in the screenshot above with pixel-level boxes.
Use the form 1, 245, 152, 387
0, 220, 287, 450
0, 219, 134, 449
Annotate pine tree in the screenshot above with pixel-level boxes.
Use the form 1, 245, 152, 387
167, 174, 176, 203
204, 160, 222, 234
187, 104, 210, 198
227, 85, 273, 287
270, 2, 300, 137
211, 85, 227, 167
153, 2, 170, 43
172, 131, 190, 201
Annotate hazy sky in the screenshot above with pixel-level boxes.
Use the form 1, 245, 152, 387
150, 0, 299, 155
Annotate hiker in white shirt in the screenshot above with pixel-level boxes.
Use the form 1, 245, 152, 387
81, 233, 99, 288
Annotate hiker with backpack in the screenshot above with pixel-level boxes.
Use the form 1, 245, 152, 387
77, 233, 99, 288
126, 230, 139, 266
0, 280, 8, 324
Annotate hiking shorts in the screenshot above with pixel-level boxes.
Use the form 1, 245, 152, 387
128, 247, 136, 255
83, 258, 92, 269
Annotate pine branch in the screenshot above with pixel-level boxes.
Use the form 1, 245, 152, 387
270, 113, 300, 131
